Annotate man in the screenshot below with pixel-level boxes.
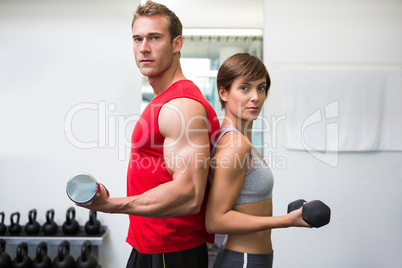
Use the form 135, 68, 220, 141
81, 1, 220, 267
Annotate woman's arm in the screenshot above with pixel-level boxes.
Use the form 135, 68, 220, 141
206, 132, 309, 234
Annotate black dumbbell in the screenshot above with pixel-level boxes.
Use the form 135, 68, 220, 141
287, 199, 331, 228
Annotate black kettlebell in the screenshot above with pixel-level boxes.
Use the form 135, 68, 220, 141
8, 212, 21, 235
12, 242, 32, 268
25, 209, 41, 235
32, 242, 53, 268
0, 212, 6, 235
85, 210, 101, 235
76, 241, 98, 268
62, 207, 79, 235
287, 199, 331, 228
53, 240, 76, 268
42, 209, 58, 235
0, 239, 12, 268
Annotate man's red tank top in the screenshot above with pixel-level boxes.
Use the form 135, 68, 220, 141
126, 80, 220, 254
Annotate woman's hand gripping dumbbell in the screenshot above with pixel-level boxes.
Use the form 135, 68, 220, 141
287, 199, 331, 228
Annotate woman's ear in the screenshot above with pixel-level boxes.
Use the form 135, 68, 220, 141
218, 86, 228, 102
172, 35, 183, 54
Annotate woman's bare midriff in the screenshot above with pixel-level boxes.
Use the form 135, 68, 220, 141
224, 198, 273, 254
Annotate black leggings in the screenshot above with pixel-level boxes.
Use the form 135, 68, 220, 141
213, 246, 273, 268
126, 243, 209, 268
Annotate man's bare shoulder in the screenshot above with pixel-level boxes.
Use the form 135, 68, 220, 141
164, 98, 207, 116
159, 98, 208, 138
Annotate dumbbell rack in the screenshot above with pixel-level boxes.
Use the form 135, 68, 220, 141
0, 226, 108, 268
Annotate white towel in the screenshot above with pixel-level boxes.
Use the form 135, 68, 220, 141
279, 66, 402, 152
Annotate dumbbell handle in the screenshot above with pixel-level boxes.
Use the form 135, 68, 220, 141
287, 199, 306, 213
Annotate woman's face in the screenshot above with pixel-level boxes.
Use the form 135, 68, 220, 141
220, 76, 267, 122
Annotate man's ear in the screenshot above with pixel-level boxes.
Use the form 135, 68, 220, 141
172, 35, 183, 54
218, 86, 228, 102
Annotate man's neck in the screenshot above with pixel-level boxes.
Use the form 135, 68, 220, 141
149, 57, 186, 97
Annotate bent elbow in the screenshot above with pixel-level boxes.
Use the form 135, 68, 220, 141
205, 219, 221, 234
175, 192, 202, 216
205, 213, 222, 233
205, 220, 214, 234
182, 187, 204, 215
186, 198, 202, 215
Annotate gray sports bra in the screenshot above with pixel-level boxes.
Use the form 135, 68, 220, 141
209, 126, 274, 205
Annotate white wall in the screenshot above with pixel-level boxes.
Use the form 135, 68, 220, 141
0, 1, 141, 267
264, 0, 402, 267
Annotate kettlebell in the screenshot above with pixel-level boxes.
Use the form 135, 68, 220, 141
53, 240, 76, 268
0, 212, 6, 235
12, 242, 32, 268
25, 209, 41, 235
85, 210, 101, 235
8, 212, 21, 235
62, 207, 79, 235
0, 239, 12, 268
32, 242, 53, 268
42, 209, 58, 235
76, 240, 98, 268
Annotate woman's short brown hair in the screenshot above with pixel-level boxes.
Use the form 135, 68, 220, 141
217, 53, 271, 109
131, 0, 182, 42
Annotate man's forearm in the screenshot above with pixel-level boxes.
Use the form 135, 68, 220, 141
100, 178, 205, 218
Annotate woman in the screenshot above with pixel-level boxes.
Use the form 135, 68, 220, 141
206, 53, 310, 268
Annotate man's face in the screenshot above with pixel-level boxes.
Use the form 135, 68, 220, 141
132, 15, 176, 78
